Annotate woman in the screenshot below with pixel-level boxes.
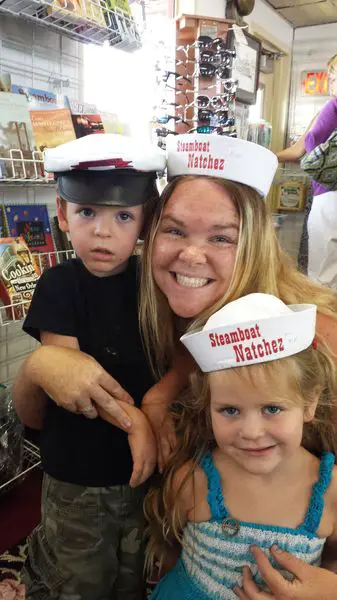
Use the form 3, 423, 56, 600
13, 135, 337, 599
277, 54, 337, 287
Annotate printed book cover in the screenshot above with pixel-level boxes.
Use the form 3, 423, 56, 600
0, 92, 37, 178
4, 204, 56, 269
12, 84, 70, 111
30, 108, 76, 151
0, 236, 40, 321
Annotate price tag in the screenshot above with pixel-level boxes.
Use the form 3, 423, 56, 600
232, 24, 248, 46
199, 23, 218, 38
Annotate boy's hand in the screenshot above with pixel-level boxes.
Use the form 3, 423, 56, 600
128, 410, 157, 488
142, 398, 176, 473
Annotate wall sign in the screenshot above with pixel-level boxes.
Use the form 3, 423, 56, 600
302, 71, 328, 96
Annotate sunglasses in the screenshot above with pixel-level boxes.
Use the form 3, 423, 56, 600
198, 63, 233, 79
161, 70, 191, 85
156, 114, 190, 126
155, 127, 179, 137
190, 94, 231, 110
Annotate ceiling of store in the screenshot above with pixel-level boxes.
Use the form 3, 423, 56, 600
265, 0, 337, 27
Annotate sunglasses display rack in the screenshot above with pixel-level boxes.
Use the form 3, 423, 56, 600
153, 15, 238, 149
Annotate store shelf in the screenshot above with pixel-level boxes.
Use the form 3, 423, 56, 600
0, 150, 53, 185
0, 249, 75, 326
0, 0, 141, 51
0, 439, 41, 494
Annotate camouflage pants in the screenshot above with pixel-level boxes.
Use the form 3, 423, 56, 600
22, 474, 147, 600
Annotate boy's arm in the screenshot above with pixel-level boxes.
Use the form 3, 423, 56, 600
98, 402, 157, 487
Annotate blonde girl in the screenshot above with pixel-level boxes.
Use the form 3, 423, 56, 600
146, 293, 337, 599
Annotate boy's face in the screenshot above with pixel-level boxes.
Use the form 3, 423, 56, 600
57, 199, 144, 277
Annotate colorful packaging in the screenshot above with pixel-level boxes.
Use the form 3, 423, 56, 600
0, 237, 40, 321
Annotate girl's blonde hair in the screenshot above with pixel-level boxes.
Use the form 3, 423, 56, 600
145, 340, 337, 570
140, 175, 337, 376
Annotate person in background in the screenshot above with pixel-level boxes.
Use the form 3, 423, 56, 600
19, 133, 166, 600
277, 54, 337, 288
145, 293, 337, 599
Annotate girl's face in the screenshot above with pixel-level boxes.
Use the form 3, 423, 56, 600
209, 371, 317, 476
152, 178, 240, 319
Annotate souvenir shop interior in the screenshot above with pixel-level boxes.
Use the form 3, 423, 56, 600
0, 0, 336, 588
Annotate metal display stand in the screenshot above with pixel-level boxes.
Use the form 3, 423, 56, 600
0, 0, 141, 50
0, 439, 41, 494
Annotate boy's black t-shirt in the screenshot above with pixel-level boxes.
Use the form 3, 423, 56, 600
23, 256, 155, 487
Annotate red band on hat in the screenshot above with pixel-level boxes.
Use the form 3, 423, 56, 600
72, 158, 134, 170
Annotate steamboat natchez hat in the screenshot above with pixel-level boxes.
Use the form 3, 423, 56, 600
44, 133, 166, 206
180, 293, 316, 372
167, 134, 278, 197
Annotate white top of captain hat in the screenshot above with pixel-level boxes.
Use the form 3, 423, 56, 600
180, 293, 317, 372
166, 134, 278, 197
44, 133, 166, 174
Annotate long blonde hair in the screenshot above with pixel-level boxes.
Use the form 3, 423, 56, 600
145, 339, 337, 570
140, 175, 337, 376
328, 54, 337, 73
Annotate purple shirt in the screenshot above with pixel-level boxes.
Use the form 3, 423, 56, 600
305, 97, 337, 196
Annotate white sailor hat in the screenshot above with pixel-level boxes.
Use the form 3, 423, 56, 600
44, 133, 166, 206
180, 293, 316, 373
167, 134, 278, 197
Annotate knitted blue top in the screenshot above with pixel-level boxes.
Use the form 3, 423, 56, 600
151, 451, 335, 600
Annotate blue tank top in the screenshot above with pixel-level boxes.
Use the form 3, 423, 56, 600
151, 451, 335, 600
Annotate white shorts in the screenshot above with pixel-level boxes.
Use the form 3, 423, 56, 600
307, 190, 337, 290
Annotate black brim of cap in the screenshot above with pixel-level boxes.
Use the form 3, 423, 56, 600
57, 170, 157, 206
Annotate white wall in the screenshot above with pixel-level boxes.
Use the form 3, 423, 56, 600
245, 0, 293, 52
0, 15, 83, 384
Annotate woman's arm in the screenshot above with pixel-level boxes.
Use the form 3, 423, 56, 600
277, 112, 319, 163
13, 344, 134, 430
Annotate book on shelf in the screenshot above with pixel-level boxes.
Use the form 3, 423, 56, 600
69, 98, 105, 137
0, 237, 41, 321
51, 216, 73, 261
12, 84, 70, 111
4, 204, 56, 270
0, 92, 37, 179
30, 108, 76, 152
0, 73, 11, 93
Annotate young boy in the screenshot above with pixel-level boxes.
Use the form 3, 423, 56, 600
21, 133, 166, 600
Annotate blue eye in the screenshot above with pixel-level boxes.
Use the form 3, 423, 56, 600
222, 407, 240, 417
79, 207, 94, 218
116, 212, 133, 222
263, 406, 282, 416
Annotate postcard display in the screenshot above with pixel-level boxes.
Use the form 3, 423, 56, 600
0, 10, 126, 492
154, 16, 238, 152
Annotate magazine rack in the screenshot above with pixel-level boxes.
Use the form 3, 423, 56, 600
0, 150, 54, 184
0, 0, 141, 51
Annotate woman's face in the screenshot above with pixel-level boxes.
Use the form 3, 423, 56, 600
152, 178, 240, 318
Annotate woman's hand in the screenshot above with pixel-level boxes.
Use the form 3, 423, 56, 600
142, 398, 176, 473
14, 345, 134, 430
234, 545, 337, 600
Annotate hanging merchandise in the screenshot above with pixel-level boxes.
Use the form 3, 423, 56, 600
153, 28, 239, 150
247, 120, 272, 148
